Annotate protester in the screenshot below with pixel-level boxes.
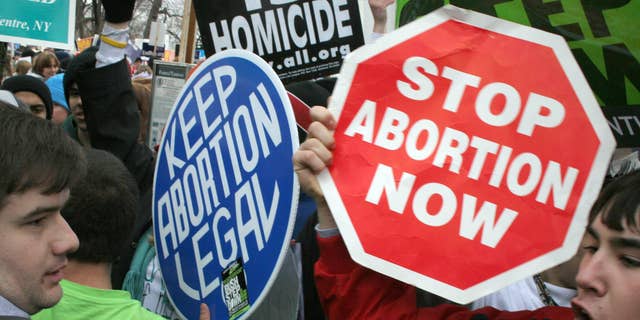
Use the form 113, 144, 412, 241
62, 39, 154, 291
45, 74, 71, 125
58, 0, 210, 318
14, 60, 31, 76
30, 51, 60, 81
31, 148, 164, 320
1, 74, 53, 120
54, 50, 72, 73
131, 81, 151, 145
20, 47, 36, 60
132, 64, 152, 80
0, 104, 86, 318
292, 106, 639, 319
2, 59, 13, 83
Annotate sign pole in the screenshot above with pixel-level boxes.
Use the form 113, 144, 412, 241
178, 0, 197, 63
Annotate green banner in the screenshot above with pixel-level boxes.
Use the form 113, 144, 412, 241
0, 0, 75, 50
395, 0, 640, 109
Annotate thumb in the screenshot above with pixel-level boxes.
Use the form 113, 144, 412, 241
199, 303, 211, 320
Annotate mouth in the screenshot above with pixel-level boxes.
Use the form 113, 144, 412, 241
44, 264, 66, 284
571, 301, 593, 320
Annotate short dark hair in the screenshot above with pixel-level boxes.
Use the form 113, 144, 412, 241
589, 169, 640, 233
63, 148, 139, 263
0, 106, 86, 209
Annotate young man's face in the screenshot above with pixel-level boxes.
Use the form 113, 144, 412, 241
0, 188, 79, 314
67, 84, 86, 131
14, 91, 46, 119
572, 213, 640, 319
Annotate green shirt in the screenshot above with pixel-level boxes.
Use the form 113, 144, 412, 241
32, 280, 164, 320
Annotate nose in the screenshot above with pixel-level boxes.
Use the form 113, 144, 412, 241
575, 251, 607, 297
51, 213, 80, 256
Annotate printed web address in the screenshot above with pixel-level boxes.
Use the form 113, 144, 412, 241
268, 44, 351, 70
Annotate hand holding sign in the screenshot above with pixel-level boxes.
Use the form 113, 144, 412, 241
293, 106, 336, 228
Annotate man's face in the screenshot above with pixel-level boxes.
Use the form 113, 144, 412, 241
0, 188, 79, 314
572, 213, 640, 319
67, 84, 86, 131
14, 91, 46, 119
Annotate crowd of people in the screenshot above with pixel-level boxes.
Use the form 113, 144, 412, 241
0, 0, 638, 319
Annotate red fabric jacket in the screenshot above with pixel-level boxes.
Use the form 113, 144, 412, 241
315, 235, 574, 319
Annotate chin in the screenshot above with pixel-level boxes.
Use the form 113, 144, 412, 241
42, 285, 64, 307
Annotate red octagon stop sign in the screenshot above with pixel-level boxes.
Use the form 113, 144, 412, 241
318, 5, 615, 304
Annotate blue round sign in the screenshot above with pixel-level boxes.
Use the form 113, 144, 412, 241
152, 49, 299, 320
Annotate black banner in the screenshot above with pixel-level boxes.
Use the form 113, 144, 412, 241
602, 106, 640, 148
192, 0, 365, 84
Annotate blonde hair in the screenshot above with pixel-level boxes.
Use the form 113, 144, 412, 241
15, 60, 31, 75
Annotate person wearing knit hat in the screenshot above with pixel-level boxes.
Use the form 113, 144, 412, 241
1, 75, 53, 120
45, 74, 71, 124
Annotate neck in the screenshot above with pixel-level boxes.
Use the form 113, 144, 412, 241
64, 260, 112, 289
540, 256, 580, 289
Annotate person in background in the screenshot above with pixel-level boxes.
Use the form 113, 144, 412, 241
1, 74, 53, 120
131, 82, 151, 145
293, 106, 640, 319
0, 104, 86, 318
54, 50, 72, 74
132, 64, 152, 81
131, 57, 142, 74
30, 51, 60, 81
59, 0, 211, 318
45, 74, 71, 125
14, 60, 32, 76
20, 47, 36, 60
31, 148, 164, 320
2, 54, 13, 83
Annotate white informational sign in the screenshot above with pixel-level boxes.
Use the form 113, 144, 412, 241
148, 61, 193, 148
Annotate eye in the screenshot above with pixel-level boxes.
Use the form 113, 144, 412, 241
620, 255, 640, 268
27, 216, 47, 227
582, 245, 598, 255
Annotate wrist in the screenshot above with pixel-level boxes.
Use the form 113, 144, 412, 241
105, 21, 129, 30
316, 201, 337, 229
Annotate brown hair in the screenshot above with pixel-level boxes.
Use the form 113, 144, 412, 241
32, 51, 59, 77
132, 81, 151, 145
0, 106, 86, 209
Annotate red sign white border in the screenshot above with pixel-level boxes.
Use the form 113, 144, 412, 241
317, 5, 616, 304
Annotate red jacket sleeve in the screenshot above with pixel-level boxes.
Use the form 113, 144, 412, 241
314, 235, 574, 320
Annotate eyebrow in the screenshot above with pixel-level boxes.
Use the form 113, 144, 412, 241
21, 205, 62, 222
611, 237, 640, 250
587, 226, 640, 249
